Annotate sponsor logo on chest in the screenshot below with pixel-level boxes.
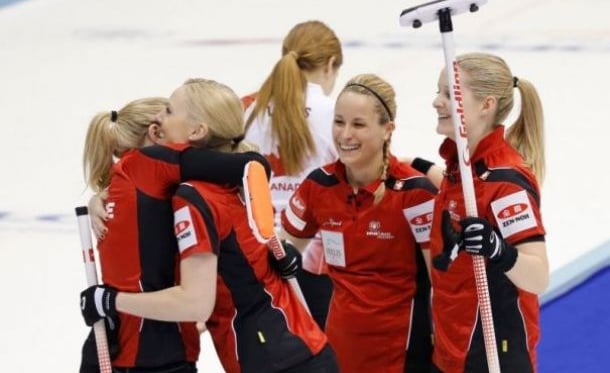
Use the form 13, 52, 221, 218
365, 220, 395, 240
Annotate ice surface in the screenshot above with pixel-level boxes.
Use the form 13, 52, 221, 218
1, 0, 608, 371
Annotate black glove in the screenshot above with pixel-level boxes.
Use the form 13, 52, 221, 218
79, 316, 120, 373
411, 157, 435, 175
460, 216, 518, 272
433, 210, 463, 271
269, 240, 302, 279
80, 285, 118, 326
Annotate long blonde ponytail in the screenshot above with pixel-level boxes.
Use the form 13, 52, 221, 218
83, 97, 168, 192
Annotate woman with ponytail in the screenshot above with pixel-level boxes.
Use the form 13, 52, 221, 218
79, 95, 269, 373
424, 52, 549, 373
81, 79, 339, 373
243, 20, 343, 332
280, 74, 437, 373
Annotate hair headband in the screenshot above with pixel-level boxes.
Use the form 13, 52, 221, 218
345, 83, 393, 120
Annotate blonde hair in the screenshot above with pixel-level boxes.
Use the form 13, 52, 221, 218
339, 73, 396, 205
246, 20, 343, 175
457, 52, 545, 183
83, 97, 167, 192
181, 78, 257, 154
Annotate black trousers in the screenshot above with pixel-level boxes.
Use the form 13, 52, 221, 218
404, 357, 432, 373
279, 344, 339, 373
296, 270, 333, 330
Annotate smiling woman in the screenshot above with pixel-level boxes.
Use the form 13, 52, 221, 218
1, 1, 608, 372
280, 73, 438, 373
333, 75, 397, 201
426, 52, 548, 373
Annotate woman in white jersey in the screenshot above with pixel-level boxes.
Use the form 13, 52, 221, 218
243, 20, 343, 330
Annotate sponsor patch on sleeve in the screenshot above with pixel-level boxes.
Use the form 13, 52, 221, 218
174, 206, 197, 253
285, 194, 307, 231
403, 199, 434, 243
491, 190, 537, 238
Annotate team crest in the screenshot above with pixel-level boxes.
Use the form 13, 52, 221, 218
366, 220, 394, 240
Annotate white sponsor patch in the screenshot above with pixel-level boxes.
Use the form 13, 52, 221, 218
491, 190, 537, 238
174, 206, 197, 253
285, 204, 307, 231
320, 230, 346, 267
403, 199, 434, 243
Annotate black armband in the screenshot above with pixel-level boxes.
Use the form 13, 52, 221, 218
180, 149, 270, 186
492, 243, 519, 273
411, 157, 435, 175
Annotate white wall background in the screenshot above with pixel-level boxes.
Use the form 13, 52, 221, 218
0, 0, 608, 371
